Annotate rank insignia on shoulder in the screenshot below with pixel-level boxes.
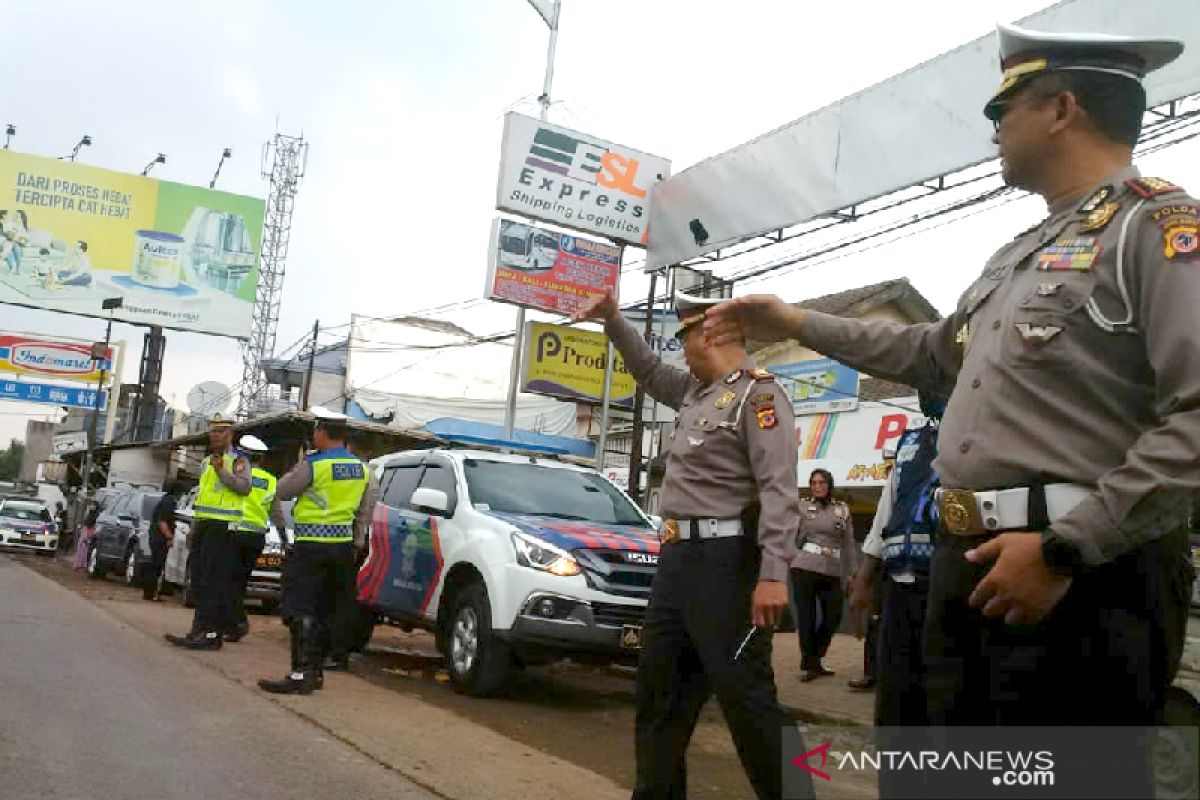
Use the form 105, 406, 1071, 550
1036, 238, 1100, 272
755, 405, 777, 429
723, 369, 743, 385
714, 390, 736, 410
1125, 177, 1183, 198
1079, 201, 1120, 233
749, 368, 774, 381
1078, 185, 1112, 214
955, 322, 969, 346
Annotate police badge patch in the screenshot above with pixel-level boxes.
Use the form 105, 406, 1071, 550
755, 406, 777, 429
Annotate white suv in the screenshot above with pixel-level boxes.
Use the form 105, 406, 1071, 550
355, 449, 660, 696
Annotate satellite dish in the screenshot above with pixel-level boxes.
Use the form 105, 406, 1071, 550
186, 381, 232, 416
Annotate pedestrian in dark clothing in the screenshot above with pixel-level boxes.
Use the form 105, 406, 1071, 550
145, 482, 182, 600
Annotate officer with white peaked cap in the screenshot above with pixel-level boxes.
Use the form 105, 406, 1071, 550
701, 21, 1197, 795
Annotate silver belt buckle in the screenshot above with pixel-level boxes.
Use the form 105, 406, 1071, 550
937, 488, 986, 536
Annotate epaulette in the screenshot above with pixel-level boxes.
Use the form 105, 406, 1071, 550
749, 368, 774, 381
1125, 177, 1184, 199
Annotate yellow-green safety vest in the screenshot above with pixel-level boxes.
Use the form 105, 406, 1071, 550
292, 448, 369, 543
195, 452, 245, 523
239, 467, 277, 533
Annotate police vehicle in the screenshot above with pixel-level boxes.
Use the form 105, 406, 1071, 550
355, 448, 660, 696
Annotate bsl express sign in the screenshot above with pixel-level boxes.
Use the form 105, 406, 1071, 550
496, 113, 670, 246
0, 333, 112, 383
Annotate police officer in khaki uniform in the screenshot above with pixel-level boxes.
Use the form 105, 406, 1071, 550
791, 469, 856, 681
574, 290, 812, 800
704, 25, 1197, 785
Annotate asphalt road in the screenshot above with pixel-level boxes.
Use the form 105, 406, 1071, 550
0, 555, 435, 800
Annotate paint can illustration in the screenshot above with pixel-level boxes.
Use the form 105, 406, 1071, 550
131, 230, 185, 289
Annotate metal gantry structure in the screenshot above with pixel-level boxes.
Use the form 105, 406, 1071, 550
238, 132, 308, 420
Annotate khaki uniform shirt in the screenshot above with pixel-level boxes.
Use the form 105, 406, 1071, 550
791, 498, 857, 578
801, 166, 1200, 566
605, 315, 799, 582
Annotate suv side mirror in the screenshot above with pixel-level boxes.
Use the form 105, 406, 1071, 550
410, 487, 450, 516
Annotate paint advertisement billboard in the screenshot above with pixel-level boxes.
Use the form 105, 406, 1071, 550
770, 357, 860, 415
521, 321, 635, 407
485, 218, 621, 315
495, 113, 670, 246
0, 332, 113, 383
0, 150, 264, 338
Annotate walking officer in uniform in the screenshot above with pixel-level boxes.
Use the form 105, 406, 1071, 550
227, 434, 287, 642
573, 290, 812, 800
259, 407, 372, 695
705, 23, 1198, 791
166, 414, 250, 650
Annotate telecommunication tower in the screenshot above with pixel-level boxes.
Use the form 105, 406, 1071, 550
238, 132, 308, 419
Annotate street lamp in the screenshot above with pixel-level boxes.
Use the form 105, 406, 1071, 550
81, 297, 123, 499
64, 135, 92, 162
4, 124, 14, 150
209, 147, 232, 189
141, 152, 166, 177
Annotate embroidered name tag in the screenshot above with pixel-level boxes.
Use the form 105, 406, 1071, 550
1036, 238, 1100, 272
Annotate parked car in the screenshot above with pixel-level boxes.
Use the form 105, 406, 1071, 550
86, 490, 163, 586
0, 498, 58, 555
355, 448, 660, 697
162, 489, 291, 612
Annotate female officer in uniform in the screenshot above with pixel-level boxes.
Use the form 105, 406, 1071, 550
791, 468, 856, 681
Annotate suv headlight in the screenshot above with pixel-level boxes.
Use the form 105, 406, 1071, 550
510, 532, 581, 577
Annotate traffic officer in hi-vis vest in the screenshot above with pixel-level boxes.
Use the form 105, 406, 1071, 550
259, 407, 372, 695
165, 414, 251, 650
573, 290, 812, 800
704, 24, 1198, 792
227, 434, 287, 642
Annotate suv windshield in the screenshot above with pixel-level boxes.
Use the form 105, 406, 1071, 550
463, 459, 649, 527
1, 502, 46, 522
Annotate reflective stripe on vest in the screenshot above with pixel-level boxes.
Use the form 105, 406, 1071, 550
292, 448, 368, 543
881, 423, 940, 576
239, 468, 277, 533
195, 453, 244, 522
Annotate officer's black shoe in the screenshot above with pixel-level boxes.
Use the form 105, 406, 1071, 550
801, 669, 821, 682
224, 624, 250, 643
817, 664, 836, 676
258, 670, 319, 695
164, 632, 198, 646
848, 676, 877, 691
177, 631, 223, 650
321, 656, 349, 671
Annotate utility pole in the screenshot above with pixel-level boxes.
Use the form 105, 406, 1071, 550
626, 271, 658, 503
82, 298, 122, 497
300, 320, 319, 410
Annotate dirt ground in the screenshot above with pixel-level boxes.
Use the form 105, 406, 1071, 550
12, 550, 880, 799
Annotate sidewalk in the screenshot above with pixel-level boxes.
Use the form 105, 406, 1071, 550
772, 631, 875, 726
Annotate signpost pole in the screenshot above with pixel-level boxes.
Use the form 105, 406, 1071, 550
103, 340, 125, 445
626, 271, 657, 501
502, 4, 559, 444
595, 244, 625, 471
83, 301, 121, 497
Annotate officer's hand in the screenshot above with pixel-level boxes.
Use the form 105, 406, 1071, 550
702, 295, 804, 347
751, 580, 788, 628
571, 290, 619, 324
965, 532, 1072, 625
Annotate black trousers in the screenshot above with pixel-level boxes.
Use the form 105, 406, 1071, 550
143, 539, 169, 600
790, 568, 842, 671
874, 576, 931, 800
632, 535, 811, 800
191, 519, 240, 635
862, 571, 885, 680
923, 528, 1193, 793
281, 541, 356, 658
232, 531, 266, 627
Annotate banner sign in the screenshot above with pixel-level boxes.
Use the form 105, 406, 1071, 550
0, 333, 112, 383
770, 357, 860, 415
495, 114, 670, 246
485, 218, 621, 315
0, 150, 264, 339
52, 430, 89, 456
521, 321, 635, 407
0, 379, 106, 410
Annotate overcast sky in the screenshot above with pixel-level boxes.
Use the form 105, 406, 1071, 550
2, 0, 1197, 446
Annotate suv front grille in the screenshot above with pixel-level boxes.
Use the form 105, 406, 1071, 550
590, 601, 646, 628
575, 548, 657, 599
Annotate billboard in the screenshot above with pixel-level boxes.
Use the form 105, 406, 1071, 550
52, 431, 89, 457
797, 397, 921, 488
769, 358, 860, 416
521, 322, 635, 407
0, 150, 264, 338
495, 113, 670, 246
0, 332, 113, 383
0, 378, 106, 410
485, 218, 621, 315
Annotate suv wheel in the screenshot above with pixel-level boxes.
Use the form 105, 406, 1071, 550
86, 543, 106, 580
123, 548, 140, 587
444, 582, 511, 697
